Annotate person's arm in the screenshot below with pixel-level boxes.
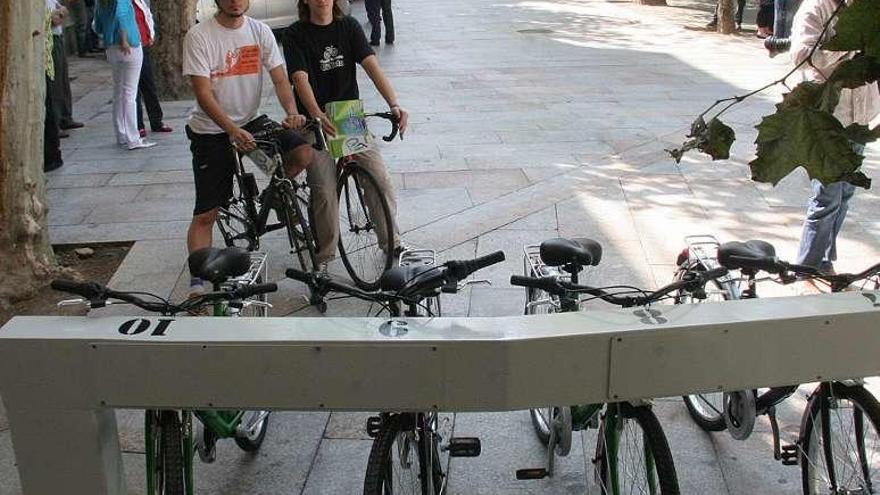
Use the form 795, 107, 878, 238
292, 70, 337, 136
790, 0, 852, 81
114, 0, 132, 54
269, 65, 306, 130
190, 75, 256, 150
360, 55, 408, 135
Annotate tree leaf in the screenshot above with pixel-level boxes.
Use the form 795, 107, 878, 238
822, 0, 880, 59
826, 55, 880, 89
843, 123, 880, 145
750, 107, 868, 187
702, 118, 735, 160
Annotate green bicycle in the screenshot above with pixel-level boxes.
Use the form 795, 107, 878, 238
52, 246, 276, 495
510, 237, 723, 494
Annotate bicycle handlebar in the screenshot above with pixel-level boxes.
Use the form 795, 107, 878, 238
510, 267, 728, 308
51, 279, 278, 315
287, 251, 506, 310
365, 112, 401, 142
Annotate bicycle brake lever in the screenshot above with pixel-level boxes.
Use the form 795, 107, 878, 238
57, 298, 90, 308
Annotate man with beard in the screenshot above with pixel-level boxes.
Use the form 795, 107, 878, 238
182, 0, 314, 294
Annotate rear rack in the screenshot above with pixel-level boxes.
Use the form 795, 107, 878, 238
223, 251, 269, 290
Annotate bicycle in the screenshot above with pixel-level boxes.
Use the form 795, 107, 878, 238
217, 112, 401, 293
51, 246, 277, 495
509, 237, 720, 494
673, 235, 880, 494
287, 249, 506, 495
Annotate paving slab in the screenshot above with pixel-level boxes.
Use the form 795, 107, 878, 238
300, 439, 373, 495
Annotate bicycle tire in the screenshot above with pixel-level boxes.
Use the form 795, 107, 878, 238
145, 410, 165, 495
674, 263, 729, 432
337, 166, 394, 291
279, 183, 319, 273
159, 410, 186, 495
595, 402, 679, 495
800, 382, 880, 494
363, 413, 444, 495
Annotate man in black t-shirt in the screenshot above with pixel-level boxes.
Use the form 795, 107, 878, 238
282, 0, 409, 267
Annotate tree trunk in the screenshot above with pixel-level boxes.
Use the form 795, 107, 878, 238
717, 0, 736, 34
0, 1, 57, 305
151, 0, 197, 99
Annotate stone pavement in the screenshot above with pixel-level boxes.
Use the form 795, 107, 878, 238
2, 0, 880, 493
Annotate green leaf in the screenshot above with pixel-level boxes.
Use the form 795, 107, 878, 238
823, 0, 880, 59
843, 123, 880, 144
776, 81, 840, 114
827, 56, 880, 89
702, 118, 735, 160
750, 107, 869, 187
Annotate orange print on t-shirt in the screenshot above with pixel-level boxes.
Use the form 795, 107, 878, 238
211, 45, 261, 79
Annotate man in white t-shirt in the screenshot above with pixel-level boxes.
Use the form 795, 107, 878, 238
183, 0, 313, 292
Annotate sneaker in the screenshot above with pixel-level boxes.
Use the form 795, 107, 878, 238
370, 39, 380, 46
128, 139, 157, 150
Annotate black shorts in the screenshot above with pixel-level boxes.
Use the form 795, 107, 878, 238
186, 115, 308, 215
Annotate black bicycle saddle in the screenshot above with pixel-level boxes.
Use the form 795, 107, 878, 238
188, 247, 252, 285
717, 240, 778, 273
379, 264, 438, 292
540, 237, 603, 267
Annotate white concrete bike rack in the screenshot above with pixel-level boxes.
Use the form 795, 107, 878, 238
1, 290, 879, 494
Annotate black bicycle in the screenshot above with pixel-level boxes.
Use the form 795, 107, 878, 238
674, 236, 880, 494
216, 118, 325, 276
288, 249, 506, 495
218, 113, 401, 293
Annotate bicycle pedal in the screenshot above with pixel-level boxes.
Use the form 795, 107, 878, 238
516, 468, 548, 480
445, 437, 481, 457
779, 444, 799, 465
366, 416, 382, 438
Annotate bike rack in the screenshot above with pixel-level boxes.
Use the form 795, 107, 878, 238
1, 291, 880, 494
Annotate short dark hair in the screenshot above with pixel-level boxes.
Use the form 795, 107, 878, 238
297, 0, 345, 22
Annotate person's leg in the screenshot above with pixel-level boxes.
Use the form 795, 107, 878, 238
139, 48, 165, 131
186, 127, 236, 255
44, 75, 63, 172
50, 35, 66, 128
381, 0, 394, 43
55, 36, 75, 127
120, 46, 145, 147
365, 0, 382, 44
735, 0, 746, 27
796, 179, 845, 272
107, 48, 126, 145
70, 1, 88, 56
306, 149, 341, 263
826, 182, 856, 265
351, 148, 400, 251
136, 91, 146, 133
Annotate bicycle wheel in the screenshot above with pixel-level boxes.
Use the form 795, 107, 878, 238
337, 166, 394, 291
279, 183, 319, 273
800, 382, 880, 494
595, 402, 679, 495
363, 413, 444, 495
148, 410, 185, 495
525, 283, 573, 456
674, 263, 732, 432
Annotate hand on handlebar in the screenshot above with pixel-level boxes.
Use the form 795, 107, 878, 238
314, 112, 338, 137
282, 114, 308, 130
390, 105, 408, 137
230, 127, 257, 151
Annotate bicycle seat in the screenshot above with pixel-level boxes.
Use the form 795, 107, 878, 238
188, 247, 252, 285
717, 240, 779, 274
379, 264, 438, 292
539, 238, 602, 267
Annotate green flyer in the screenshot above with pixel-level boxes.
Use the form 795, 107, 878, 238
325, 99, 374, 159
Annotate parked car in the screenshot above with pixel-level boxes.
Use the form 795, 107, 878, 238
196, 0, 351, 30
